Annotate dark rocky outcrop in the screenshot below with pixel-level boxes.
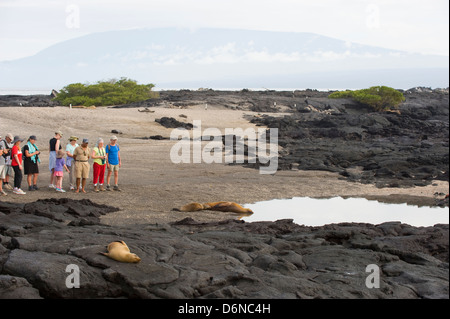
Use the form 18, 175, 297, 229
155, 117, 194, 130
128, 88, 448, 188
0, 94, 58, 107
248, 89, 449, 188
2, 88, 449, 189
1, 199, 448, 299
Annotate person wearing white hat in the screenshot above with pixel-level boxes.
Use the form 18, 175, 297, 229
92, 138, 107, 192
105, 135, 121, 191
65, 136, 79, 190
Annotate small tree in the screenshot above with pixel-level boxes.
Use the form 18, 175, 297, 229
329, 86, 405, 112
53, 77, 159, 106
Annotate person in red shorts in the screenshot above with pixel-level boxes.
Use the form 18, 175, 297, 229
91, 138, 107, 192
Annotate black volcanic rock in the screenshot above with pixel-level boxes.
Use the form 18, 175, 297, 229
0, 199, 448, 299
155, 117, 193, 130
1, 88, 449, 188
0, 94, 58, 107
248, 89, 449, 188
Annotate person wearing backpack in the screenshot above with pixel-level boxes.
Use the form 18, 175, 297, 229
65, 136, 79, 190
22, 135, 41, 191
0, 134, 9, 196
0, 133, 14, 192
11, 136, 26, 195
105, 135, 121, 191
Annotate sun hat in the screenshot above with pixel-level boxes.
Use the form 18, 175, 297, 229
12, 136, 24, 144
110, 135, 118, 141
29, 135, 37, 140
69, 136, 79, 141
6, 133, 13, 140
55, 130, 63, 136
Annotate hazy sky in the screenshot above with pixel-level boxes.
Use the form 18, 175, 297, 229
0, 0, 448, 61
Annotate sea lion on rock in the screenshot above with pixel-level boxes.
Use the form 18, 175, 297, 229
172, 202, 211, 212
173, 201, 253, 215
101, 241, 141, 263
205, 202, 254, 215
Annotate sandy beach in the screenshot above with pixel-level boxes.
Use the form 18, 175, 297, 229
1, 104, 448, 226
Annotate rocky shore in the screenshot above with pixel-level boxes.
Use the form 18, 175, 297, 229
130, 87, 449, 189
0, 199, 448, 299
2, 87, 448, 189
0, 88, 448, 299
248, 89, 449, 188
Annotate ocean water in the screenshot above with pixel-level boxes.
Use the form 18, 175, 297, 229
0, 89, 53, 95
155, 87, 345, 92
0, 87, 342, 96
242, 197, 449, 227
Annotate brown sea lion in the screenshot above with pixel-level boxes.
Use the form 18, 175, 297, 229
101, 241, 141, 263
172, 202, 211, 212
173, 201, 253, 215
205, 201, 254, 215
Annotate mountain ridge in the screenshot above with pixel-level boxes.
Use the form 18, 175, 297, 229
1, 28, 448, 89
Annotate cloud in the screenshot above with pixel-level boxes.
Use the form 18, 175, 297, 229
0, 0, 448, 62
305, 50, 381, 62
195, 43, 239, 64
0, 0, 59, 7
123, 41, 385, 66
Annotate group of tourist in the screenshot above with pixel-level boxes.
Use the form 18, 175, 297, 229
0, 131, 121, 196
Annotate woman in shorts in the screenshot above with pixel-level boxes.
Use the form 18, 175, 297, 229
49, 131, 63, 188
23, 135, 41, 191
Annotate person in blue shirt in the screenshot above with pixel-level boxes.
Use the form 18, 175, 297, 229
105, 135, 122, 191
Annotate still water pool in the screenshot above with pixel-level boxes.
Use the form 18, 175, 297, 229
242, 197, 449, 227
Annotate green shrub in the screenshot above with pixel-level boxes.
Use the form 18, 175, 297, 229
329, 86, 405, 112
53, 78, 159, 106
328, 90, 354, 99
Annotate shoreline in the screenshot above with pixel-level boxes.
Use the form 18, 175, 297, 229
1, 94, 448, 299
1, 86, 448, 95
1, 197, 448, 299
0, 88, 448, 226
0, 104, 448, 226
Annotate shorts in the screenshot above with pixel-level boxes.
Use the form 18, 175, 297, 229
54, 171, 63, 177
0, 164, 7, 179
108, 164, 120, 172
24, 160, 39, 175
2, 165, 12, 178
49, 151, 56, 171
75, 161, 90, 179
